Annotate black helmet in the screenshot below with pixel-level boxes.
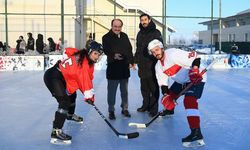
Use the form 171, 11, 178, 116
87, 41, 103, 55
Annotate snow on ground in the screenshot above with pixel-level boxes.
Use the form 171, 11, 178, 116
0, 69, 250, 150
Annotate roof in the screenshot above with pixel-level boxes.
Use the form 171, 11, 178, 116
199, 9, 250, 25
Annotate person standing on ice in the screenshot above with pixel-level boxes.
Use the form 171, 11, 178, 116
147, 39, 206, 147
102, 19, 135, 120
134, 13, 162, 117
43, 41, 103, 144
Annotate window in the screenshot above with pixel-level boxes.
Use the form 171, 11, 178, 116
233, 34, 236, 41
245, 33, 248, 42
228, 34, 232, 42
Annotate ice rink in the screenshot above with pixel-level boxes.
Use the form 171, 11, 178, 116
0, 69, 250, 150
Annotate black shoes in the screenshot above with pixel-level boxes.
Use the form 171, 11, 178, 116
121, 110, 131, 118
160, 109, 174, 117
137, 107, 148, 112
109, 111, 116, 120
109, 110, 131, 120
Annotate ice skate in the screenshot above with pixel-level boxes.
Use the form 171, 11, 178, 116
182, 128, 205, 147
67, 114, 83, 123
50, 128, 72, 145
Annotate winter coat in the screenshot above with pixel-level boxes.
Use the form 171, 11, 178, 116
16, 39, 26, 54
36, 34, 44, 54
102, 30, 133, 80
134, 20, 163, 79
48, 37, 56, 52
27, 33, 35, 50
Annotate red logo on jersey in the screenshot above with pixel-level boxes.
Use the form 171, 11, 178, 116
163, 64, 182, 76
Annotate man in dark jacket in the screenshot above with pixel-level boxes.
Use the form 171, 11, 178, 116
134, 13, 163, 117
102, 19, 135, 120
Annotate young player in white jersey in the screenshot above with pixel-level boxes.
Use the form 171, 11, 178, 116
148, 39, 206, 147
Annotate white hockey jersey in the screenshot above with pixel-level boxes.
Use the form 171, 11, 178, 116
155, 48, 206, 87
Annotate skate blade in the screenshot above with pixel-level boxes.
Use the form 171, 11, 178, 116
50, 138, 71, 145
68, 120, 84, 124
76, 121, 84, 124
182, 139, 205, 147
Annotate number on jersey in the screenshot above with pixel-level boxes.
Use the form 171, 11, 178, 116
61, 58, 73, 68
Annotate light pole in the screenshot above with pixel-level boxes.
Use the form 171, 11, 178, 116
210, 0, 214, 54
5, 0, 8, 50
44, 0, 47, 40
162, 0, 167, 46
219, 0, 222, 54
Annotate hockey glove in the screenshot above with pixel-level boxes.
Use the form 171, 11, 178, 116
85, 96, 94, 105
161, 85, 170, 95
188, 67, 203, 85
161, 95, 176, 111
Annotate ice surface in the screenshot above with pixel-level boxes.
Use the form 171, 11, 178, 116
0, 69, 250, 150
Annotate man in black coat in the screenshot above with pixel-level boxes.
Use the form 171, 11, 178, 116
134, 13, 163, 117
102, 19, 135, 120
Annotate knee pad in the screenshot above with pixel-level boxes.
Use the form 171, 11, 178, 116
56, 108, 68, 115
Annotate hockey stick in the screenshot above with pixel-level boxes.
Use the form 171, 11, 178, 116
129, 58, 220, 129
90, 102, 139, 139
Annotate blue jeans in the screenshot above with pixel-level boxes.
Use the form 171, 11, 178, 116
107, 79, 128, 112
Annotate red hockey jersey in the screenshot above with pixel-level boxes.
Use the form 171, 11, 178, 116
59, 54, 94, 100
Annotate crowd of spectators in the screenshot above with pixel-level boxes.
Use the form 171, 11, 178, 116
0, 33, 63, 56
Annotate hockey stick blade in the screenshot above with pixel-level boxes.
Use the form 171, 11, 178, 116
128, 111, 162, 129
91, 104, 139, 139
118, 132, 139, 139
128, 123, 147, 129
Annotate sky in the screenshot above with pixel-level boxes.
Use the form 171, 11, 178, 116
166, 0, 250, 42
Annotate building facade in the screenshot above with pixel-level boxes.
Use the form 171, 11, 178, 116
199, 9, 250, 45
0, 0, 175, 52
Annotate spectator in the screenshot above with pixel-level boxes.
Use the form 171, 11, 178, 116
27, 32, 35, 50
56, 37, 62, 51
231, 44, 240, 55
16, 36, 26, 54
0, 41, 3, 51
134, 13, 163, 117
47, 37, 56, 52
86, 34, 93, 49
102, 19, 135, 120
36, 33, 44, 54
3, 42, 9, 52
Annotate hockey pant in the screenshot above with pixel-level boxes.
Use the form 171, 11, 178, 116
170, 82, 205, 128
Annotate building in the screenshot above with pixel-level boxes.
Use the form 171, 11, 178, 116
78, 0, 176, 50
199, 9, 250, 45
0, 0, 176, 52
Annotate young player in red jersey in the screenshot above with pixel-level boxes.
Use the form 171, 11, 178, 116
44, 41, 103, 144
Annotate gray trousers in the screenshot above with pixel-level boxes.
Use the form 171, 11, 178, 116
107, 79, 128, 112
